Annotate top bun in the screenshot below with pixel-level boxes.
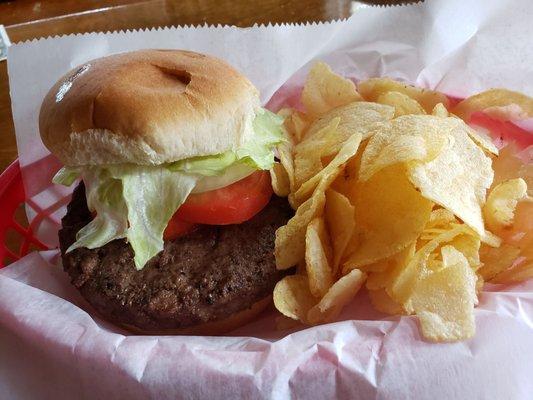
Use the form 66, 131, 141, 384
39, 49, 260, 166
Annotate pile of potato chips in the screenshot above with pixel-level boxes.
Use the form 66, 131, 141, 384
271, 62, 533, 342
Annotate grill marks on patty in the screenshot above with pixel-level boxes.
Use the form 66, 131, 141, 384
59, 183, 293, 331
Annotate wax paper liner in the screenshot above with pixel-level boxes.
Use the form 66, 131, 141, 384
2, 0, 533, 398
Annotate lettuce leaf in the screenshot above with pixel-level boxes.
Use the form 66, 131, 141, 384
169, 151, 237, 176
237, 107, 285, 169
66, 168, 128, 253
52, 166, 81, 186
109, 165, 197, 269
168, 108, 284, 174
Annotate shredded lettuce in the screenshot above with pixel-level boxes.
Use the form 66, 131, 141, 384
55, 107, 284, 269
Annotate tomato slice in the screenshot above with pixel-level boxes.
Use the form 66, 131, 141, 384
173, 170, 273, 225
163, 218, 197, 240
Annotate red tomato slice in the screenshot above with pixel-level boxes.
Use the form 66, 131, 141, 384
163, 218, 197, 240
469, 112, 533, 149
173, 170, 273, 225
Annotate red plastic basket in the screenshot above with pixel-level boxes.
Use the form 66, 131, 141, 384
0, 159, 49, 268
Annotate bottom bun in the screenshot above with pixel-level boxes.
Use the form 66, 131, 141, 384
119, 296, 272, 336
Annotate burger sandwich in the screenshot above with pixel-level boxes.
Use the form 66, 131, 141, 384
40, 49, 292, 334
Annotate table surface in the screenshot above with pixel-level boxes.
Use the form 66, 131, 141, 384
0, 0, 405, 172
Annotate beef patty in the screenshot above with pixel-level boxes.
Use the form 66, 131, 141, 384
59, 183, 293, 332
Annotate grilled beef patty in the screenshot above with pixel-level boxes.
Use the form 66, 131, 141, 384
59, 183, 292, 332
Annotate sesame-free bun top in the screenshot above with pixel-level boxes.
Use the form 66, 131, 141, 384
39, 49, 260, 166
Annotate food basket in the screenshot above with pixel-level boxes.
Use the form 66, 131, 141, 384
0, 159, 49, 267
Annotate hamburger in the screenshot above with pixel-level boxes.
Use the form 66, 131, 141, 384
39, 49, 293, 334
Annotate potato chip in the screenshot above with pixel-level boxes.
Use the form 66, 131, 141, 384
358, 115, 462, 182
491, 260, 533, 284
283, 108, 310, 143
343, 164, 433, 269
305, 218, 334, 297
307, 269, 366, 323
479, 243, 521, 281
294, 117, 341, 188
368, 288, 405, 315
272, 64, 533, 342
331, 141, 367, 201
376, 91, 426, 117
427, 208, 457, 228
449, 233, 481, 269
365, 270, 390, 291
465, 125, 499, 155
358, 77, 450, 113
304, 102, 395, 142
301, 62, 362, 117
484, 178, 528, 232
483, 104, 530, 121
294, 102, 394, 187
359, 135, 427, 182
452, 89, 533, 120
513, 200, 533, 234
491, 143, 527, 186
407, 120, 493, 236
273, 275, 317, 322
325, 190, 355, 274
293, 133, 362, 206
475, 273, 484, 300
390, 224, 472, 305
432, 103, 449, 117
275, 189, 326, 269
277, 137, 296, 195
409, 246, 477, 341
518, 223, 533, 257
270, 162, 291, 197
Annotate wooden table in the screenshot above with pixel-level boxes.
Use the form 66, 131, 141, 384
0, 0, 405, 172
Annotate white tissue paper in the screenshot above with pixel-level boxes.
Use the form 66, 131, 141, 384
2, 0, 533, 398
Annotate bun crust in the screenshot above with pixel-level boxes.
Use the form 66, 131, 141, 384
39, 49, 260, 166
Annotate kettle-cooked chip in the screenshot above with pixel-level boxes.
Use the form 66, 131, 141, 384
272, 63, 532, 342
294, 117, 341, 188
307, 269, 366, 324
390, 224, 473, 306
368, 288, 406, 315
376, 90, 426, 117
325, 189, 355, 274
302, 62, 362, 117
479, 243, 522, 281
452, 88, 533, 120
358, 115, 461, 182
271, 162, 291, 197
343, 164, 433, 269
294, 101, 394, 188
409, 246, 477, 342
305, 218, 334, 297
432, 103, 449, 117
483, 178, 528, 232
358, 77, 450, 113
293, 133, 362, 207
407, 121, 493, 236
491, 261, 533, 284
275, 189, 326, 269
273, 275, 317, 322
